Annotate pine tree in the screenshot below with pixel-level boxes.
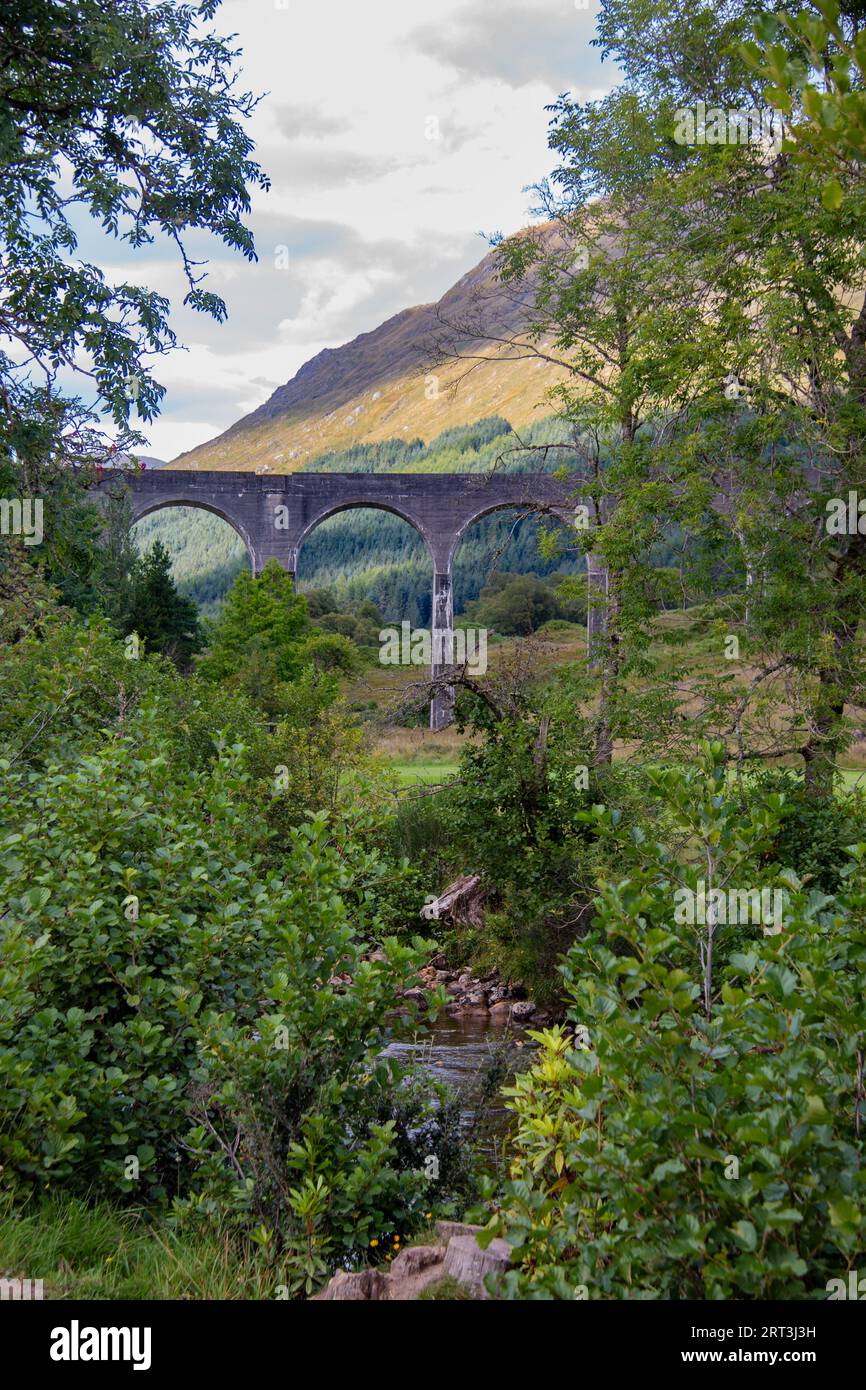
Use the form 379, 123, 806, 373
197, 560, 310, 710
121, 541, 202, 670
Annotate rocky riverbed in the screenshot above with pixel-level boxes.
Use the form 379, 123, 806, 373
401, 952, 557, 1027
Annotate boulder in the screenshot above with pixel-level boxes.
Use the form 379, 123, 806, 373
510, 1000, 537, 1021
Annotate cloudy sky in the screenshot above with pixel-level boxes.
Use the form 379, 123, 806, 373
110, 0, 613, 460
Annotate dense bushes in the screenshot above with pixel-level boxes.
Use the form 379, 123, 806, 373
0, 616, 259, 773
442, 669, 600, 995
0, 623, 473, 1290
753, 767, 866, 893
481, 748, 866, 1298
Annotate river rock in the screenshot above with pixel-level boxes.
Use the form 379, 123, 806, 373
510, 1000, 537, 1021
463, 990, 488, 1007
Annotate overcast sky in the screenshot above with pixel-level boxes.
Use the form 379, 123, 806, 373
115, 0, 612, 460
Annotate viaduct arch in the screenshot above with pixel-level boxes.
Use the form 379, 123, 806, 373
95, 468, 580, 729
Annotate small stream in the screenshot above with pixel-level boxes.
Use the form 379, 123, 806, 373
385, 1010, 533, 1147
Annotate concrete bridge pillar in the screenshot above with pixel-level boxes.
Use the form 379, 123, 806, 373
250, 492, 302, 577
430, 562, 455, 732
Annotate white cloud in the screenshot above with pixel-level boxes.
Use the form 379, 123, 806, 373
109, 0, 613, 459
273, 103, 353, 140
410, 0, 601, 90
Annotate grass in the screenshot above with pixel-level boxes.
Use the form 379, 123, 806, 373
392, 761, 460, 786
417, 1274, 476, 1300
0, 1193, 275, 1301
350, 606, 866, 784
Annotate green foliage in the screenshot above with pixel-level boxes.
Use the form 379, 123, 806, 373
118, 540, 203, 669
754, 767, 866, 893
0, 0, 266, 443
0, 0, 267, 632
168, 814, 450, 1281
242, 667, 364, 830
0, 617, 475, 1289
0, 719, 299, 1198
311, 595, 384, 650
744, 2, 866, 207
197, 560, 310, 712
0, 616, 258, 773
466, 572, 575, 636
445, 666, 598, 995
0, 539, 62, 644
483, 747, 866, 1299
300, 631, 362, 676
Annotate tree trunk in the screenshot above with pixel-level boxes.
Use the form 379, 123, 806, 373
801, 530, 866, 797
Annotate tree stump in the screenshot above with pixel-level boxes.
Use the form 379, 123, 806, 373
441, 1234, 511, 1299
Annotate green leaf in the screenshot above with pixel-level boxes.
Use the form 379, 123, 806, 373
731, 1219, 757, 1252
828, 1197, 861, 1230
821, 178, 844, 210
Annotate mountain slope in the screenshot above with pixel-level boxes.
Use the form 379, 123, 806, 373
170, 226, 568, 472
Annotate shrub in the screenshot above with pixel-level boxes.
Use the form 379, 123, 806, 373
300, 631, 362, 675
0, 692, 456, 1288
466, 572, 562, 636
445, 671, 598, 996
753, 767, 866, 892
0, 616, 259, 773
481, 746, 866, 1299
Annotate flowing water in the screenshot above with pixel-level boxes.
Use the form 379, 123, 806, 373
385, 1010, 533, 1146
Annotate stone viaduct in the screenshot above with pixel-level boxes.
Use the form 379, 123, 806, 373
94, 468, 590, 729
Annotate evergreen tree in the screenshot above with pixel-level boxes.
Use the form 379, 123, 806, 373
122, 541, 202, 670
197, 560, 310, 710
